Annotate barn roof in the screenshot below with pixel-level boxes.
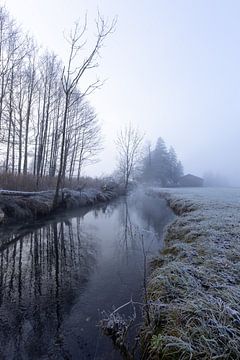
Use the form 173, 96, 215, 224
180, 174, 203, 181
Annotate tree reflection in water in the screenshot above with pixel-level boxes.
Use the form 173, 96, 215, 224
0, 216, 98, 359
0, 192, 174, 360
117, 192, 174, 261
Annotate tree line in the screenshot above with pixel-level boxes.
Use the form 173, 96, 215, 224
115, 124, 183, 188
141, 137, 183, 186
0, 5, 183, 194
0, 6, 114, 200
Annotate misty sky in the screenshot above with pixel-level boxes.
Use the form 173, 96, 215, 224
4, 0, 240, 184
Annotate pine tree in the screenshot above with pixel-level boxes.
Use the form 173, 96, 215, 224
140, 138, 183, 186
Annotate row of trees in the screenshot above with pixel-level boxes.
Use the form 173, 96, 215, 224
141, 137, 183, 186
115, 124, 183, 188
0, 5, 182, 193
0, 6, 114, 200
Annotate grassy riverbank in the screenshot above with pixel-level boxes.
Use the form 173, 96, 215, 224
0, 173, 122, 223
144, 187, 240, 359
0, 187, 120, 224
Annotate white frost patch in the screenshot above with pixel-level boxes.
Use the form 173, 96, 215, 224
146, 187, 240, 359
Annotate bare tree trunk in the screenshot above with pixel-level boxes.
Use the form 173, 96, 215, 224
18, 112, 23, 174
11, 121, 15, 173
23, 67, 36, 174
54, 94, 69, 206
5, 116, 11, 172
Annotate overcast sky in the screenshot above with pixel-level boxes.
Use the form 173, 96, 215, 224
4, 0, 240, 184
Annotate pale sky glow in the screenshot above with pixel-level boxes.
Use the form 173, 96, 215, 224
4, 0, 240, 184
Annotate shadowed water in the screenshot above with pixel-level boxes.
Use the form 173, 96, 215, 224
0, 190, 174, 360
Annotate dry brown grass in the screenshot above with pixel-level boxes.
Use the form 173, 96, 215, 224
0, 172, 104, 191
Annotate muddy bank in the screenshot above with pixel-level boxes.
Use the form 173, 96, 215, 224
0, 187, 119, 224
143, 188, 240, 359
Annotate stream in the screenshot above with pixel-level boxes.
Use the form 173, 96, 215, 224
0, 189, 174, 360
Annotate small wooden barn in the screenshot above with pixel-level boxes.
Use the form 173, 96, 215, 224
179, 174, 204, 187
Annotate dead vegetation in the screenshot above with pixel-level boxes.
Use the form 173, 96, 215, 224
143, 188, 240, 359
99, 300, 139, 360
0, 172, 104, 192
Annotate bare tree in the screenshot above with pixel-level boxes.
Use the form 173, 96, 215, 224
1, 14, 29, 173
66, 100, 102, 181
35, 52, 62, 187
53, 15, 116, 207
0, 6, 112, 192
23, 38, 38, 174
116, 123, 144, 190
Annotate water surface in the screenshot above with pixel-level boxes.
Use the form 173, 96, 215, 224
0, 190, 174, 360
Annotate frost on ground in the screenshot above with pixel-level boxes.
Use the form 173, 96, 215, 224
0, 187, 118, 223
144, 187, 240, 359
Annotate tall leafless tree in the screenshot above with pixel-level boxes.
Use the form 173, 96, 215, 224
53, 15, 116, 207
116, 123, 144, 190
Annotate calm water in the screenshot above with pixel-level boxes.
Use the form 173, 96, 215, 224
0, 190, 174, 360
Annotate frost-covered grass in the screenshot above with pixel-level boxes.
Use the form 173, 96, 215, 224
0, 187, 119, 223
144, 187, 240, 359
